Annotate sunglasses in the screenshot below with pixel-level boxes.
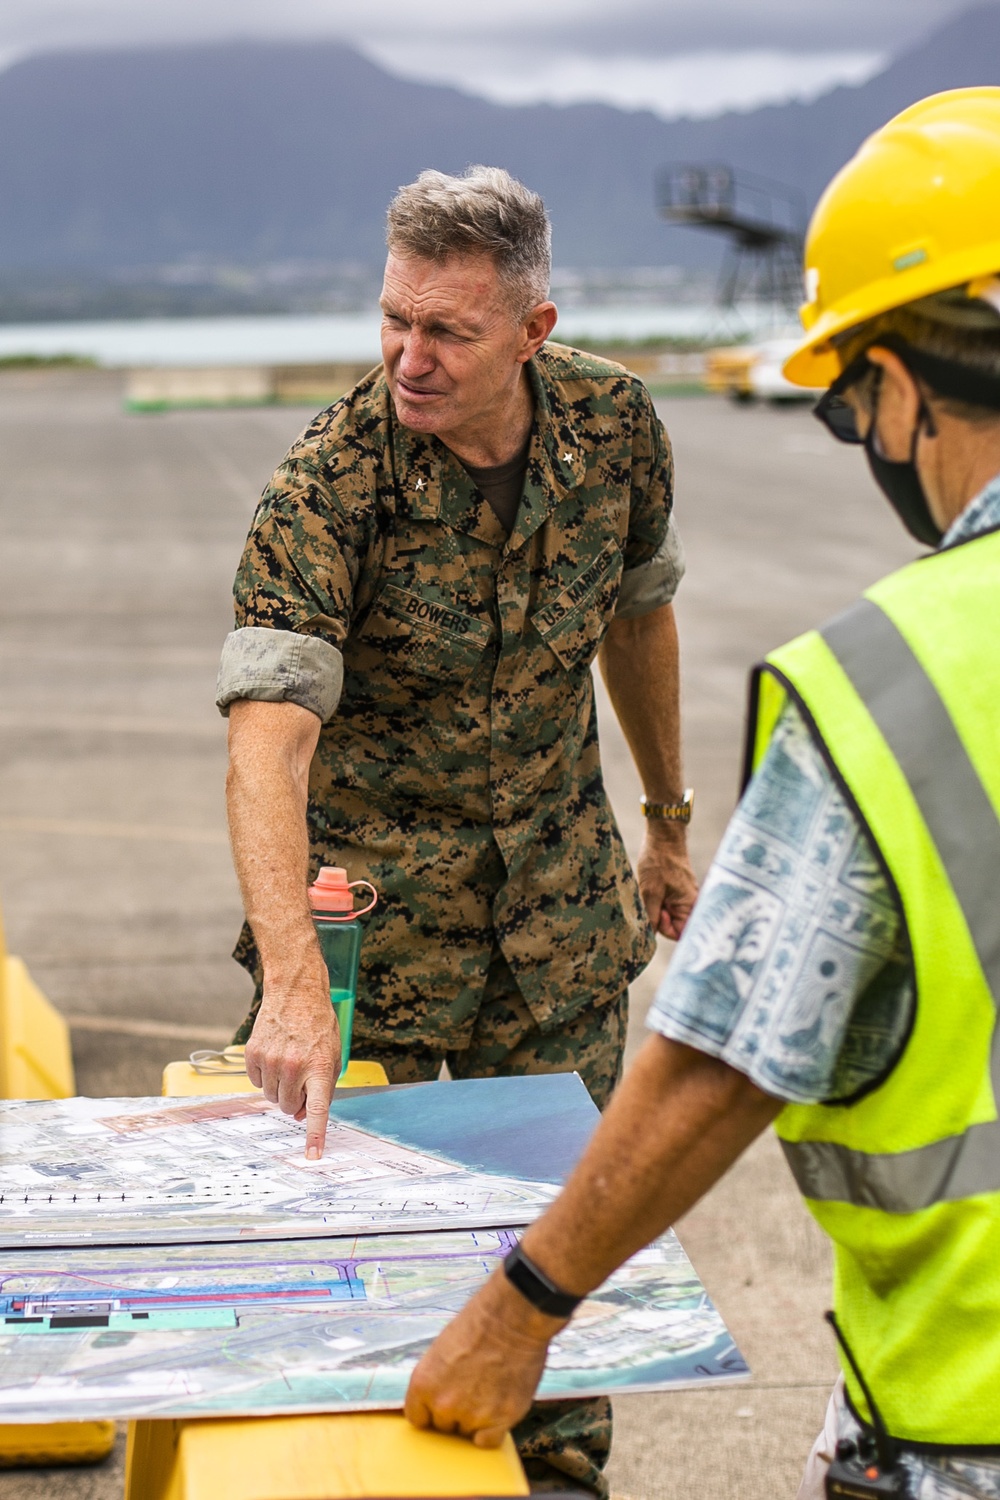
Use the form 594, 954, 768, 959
812, 352, 876, 444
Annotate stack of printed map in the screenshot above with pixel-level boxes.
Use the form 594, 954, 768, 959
0, 1074, 748, 1420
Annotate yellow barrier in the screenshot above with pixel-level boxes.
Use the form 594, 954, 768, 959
0, 1421, 117, 1469
0, 909, 74, 1100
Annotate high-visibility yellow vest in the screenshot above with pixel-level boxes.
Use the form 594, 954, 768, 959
746, 527, 1000, 1446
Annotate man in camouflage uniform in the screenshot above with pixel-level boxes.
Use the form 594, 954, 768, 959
217, 165, 695, 1495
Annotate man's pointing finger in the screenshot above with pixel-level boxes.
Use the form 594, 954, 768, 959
304, 1072, 333, 1160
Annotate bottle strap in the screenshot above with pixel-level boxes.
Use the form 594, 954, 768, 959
347, 880, 378, 917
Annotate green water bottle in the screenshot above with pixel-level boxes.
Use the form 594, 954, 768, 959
308, 866, 378, 1082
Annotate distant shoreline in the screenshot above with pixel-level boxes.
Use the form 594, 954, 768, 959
0, 306, 789, 369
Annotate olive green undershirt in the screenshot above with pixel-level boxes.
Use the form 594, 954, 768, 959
459, 434, 532, 535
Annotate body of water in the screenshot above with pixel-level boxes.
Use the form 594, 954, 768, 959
0, 304, 792, 367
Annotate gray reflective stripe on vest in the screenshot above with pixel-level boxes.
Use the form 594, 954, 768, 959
780, 597, 1000, 1213
785, 1118, 1000, 1212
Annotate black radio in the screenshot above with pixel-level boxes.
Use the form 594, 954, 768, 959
824, 1313, 910, 1500
825, 1436, 909, 1497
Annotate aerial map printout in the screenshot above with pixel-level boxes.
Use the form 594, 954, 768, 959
0, 1074, 750, 1415
0, 1075, 597, 1247
0, 1228, 748, 1421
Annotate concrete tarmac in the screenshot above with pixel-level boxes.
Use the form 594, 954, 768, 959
0, 367, 919, 1499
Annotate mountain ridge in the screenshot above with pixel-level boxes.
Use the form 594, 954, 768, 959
0, 3, 998, 272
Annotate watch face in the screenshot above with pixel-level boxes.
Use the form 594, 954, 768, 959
641, 791, 693, 822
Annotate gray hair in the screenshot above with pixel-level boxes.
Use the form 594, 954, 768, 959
839, 291, 1000, 424
386, 166, 551, 321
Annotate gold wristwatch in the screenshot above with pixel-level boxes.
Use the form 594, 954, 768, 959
640, 789, 694, 824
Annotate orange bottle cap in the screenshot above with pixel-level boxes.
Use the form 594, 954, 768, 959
308, 866, 355, 913
308, 868, 378, 920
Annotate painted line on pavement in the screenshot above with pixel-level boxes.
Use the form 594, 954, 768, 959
65, 1014, 233, 1043
0, 711, 222, 737
0, 816, 228, 844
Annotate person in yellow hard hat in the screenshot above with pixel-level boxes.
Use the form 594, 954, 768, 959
400, 88, 1000, 1499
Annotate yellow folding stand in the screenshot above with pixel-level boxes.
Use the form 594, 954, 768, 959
124, 1413, 528, 1500
124, 1054, 529, 1500
161, 1053, 389, 1097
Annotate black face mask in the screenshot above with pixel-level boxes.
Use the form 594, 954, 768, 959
863, 390, 944, 549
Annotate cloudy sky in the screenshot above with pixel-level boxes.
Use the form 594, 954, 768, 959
0, 0, 973, 118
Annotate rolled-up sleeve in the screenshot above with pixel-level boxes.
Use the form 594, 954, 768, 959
216, 626, 344, 721
615, 377, 683, 617
615, 513, 686, 618
220, 407, 379, 721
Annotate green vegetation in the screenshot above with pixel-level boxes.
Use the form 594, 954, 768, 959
0, 353, 99, 369
644, 381, 711, 398
565, 333, 748, 355
566, 334, 716, 354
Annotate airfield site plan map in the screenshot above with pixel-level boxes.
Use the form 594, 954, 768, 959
0, 1228, 747, 1421
0, 1074, 749, 1419
0, 1092, 558, 1246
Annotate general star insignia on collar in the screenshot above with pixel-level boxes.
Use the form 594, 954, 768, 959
413, 477, 426, 491
561, 452, 572, 463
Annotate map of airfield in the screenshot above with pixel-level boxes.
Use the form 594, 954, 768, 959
0, 1230, 747, 1421
0, 1091, 560, 1247
0, 1076, 749, 1416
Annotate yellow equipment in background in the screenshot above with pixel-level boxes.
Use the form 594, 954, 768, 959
705, 345, 758, 401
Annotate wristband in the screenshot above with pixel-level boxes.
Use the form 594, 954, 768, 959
503, 1242, 582, 1319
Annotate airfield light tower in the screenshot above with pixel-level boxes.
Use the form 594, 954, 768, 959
656, 164, 805, 314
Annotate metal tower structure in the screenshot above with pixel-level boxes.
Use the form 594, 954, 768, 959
656, 163, 805, 314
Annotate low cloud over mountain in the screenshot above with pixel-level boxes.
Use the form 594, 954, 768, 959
0, 2, 997, 272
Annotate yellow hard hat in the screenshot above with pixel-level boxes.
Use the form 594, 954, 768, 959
784, 88, 1000, 388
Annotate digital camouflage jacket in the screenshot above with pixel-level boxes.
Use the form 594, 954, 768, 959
219, 342, 681, 1047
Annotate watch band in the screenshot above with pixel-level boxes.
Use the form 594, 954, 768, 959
503, 1243, 582, 1319
641, 788, 694, 823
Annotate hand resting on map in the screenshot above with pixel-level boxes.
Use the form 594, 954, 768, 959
405, 1035, 781, 1444
406, 1265, 561, 1446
